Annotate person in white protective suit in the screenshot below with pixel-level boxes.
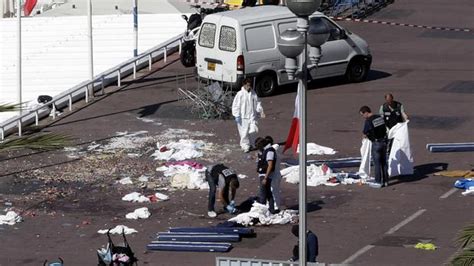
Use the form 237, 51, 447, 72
232, 78, 264, 153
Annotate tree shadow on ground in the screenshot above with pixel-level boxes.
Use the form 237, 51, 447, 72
273, 69, 392, 96
390, 162, 448, 186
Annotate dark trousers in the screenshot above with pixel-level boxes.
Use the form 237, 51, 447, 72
258, 176, 275, 213
206, 170, 217, 212
372, 140, 389, 184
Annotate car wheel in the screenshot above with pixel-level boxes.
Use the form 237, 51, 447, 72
180, 43, 195, 67
255, 74, 277, 97
346, 59, 369, 83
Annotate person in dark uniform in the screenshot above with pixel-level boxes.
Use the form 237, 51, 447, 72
206, 164, 240, 218
289, 224, 319, 263
255, 137, 277, 214
379, 93, 408, 129
360, 106, 389, 188
379, 93, 409, 155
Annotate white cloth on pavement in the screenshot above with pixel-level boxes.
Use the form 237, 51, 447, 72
232, 87, 263, 151
0, 211, 22, 225
138, 175, 149, 182
117, 177, 133, 185
151, 139, 205, 161
159, 165, 208, 190
229, 202, 298, 226
358, 138, 372, 179
98, 225, 138, 235
387, 122, 414, 177
122, 192, 150, 203
281, 164, 334, 187
125, 207, 151, 219
297, 143, 337, 155
154, 192, 169, 201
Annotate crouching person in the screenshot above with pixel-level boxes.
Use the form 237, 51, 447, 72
206, 164, 240, 218
290, 224, 319, 263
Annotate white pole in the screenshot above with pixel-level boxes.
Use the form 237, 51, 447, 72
297, 16, 309, 266
87, 0, 94, 80
17, 0, 22, 112
133, 0, 138, 57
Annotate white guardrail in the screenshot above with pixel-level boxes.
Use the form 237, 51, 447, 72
0, 33, 183, 140
216, 257, 333, 266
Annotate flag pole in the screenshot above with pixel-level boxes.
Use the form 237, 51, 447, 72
17, 0, 22, 121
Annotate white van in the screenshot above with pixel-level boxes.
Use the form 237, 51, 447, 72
196, 5, 372, 96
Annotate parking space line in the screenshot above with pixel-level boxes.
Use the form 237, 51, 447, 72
386, 209, 426, 234
440, 188, 458, 199
341, 209, 426, 264
341, 245, 375, 264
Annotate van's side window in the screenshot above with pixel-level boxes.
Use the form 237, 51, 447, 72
219, 26, 237, 52
199, 23, 216, 48
245, 25, 275, 51
278, 21, 296, 34
321, 18, 342, 42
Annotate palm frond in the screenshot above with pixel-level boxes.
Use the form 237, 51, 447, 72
450, 247, 474, 266
456, 224, 474, 249
0, 103, 22, 112
0, 133, 72, 151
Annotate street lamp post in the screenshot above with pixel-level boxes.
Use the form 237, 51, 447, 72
277, 1, 329, 265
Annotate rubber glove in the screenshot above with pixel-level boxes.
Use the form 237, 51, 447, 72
235, 116, 241, 124
226, 205, 236, 214
230, 200, 235, 207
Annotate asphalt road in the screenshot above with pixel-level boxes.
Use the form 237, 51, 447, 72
0, 0, 473, 265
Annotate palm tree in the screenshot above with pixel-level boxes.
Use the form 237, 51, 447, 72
0, 103, 71, 152
451, 223, 474, 266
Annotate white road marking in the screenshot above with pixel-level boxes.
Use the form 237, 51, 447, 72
341, 209, 427, 263
341, 245, 375, 264
439, 188, 458, 199
385, 209, 426, 235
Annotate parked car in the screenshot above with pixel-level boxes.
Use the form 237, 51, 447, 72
195, 5, 372, 96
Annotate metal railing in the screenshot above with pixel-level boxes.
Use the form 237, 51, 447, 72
0, 33, 184, 140
216, 257, 331, 266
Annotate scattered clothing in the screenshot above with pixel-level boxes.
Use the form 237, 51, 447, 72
125, 207, 151, 220
414, 243, 436, 250
122, 192, 150, 203
387, 122, 413, 177
98, 225, 138, 235
165, 160, 204, 169
229, 202, 298, 226
281, 164, 334, 187
151, 139, 206, 161
158, 164, 208, 190
0, 211, 22, 225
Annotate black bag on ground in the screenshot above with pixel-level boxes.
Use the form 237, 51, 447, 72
97, 229, 138, 266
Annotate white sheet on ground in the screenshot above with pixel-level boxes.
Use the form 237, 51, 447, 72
0, 211, 22, 225
297, 143, 336, 155
151, 139, 205, 161
229, 202, 298, 226
122, 192, 150, 203
281, 164, 334, 187
125, 207, 151, 219
159, 165, 208, 190
388, 122, 414, 177
98, 225, 138, 235
358, 138, 372, 179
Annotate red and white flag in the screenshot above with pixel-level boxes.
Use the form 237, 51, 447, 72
283, 82, 301, 154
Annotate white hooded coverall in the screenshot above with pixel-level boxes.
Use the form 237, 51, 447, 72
232, 87, 263, 151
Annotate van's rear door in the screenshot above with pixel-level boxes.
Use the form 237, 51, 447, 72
196, 16, 239, 84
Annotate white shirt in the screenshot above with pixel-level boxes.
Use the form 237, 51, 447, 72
232, 87, 263, 120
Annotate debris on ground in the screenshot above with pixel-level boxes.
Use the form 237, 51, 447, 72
178, 82, 233, 120
229, 202, 298, 226
98, 225, 138, 235
414, 243, 437, 250
122, 192, 150, 203
0, 210, 23, 225
126, 207, 151, 220
157, 164, 208, 190
297, 143, 337, 155
117, 177, 133, 185
151, 139, 207, 161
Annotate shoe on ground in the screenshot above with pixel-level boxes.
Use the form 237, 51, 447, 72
207, 211, 217, 218
369, 182, 382, 189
